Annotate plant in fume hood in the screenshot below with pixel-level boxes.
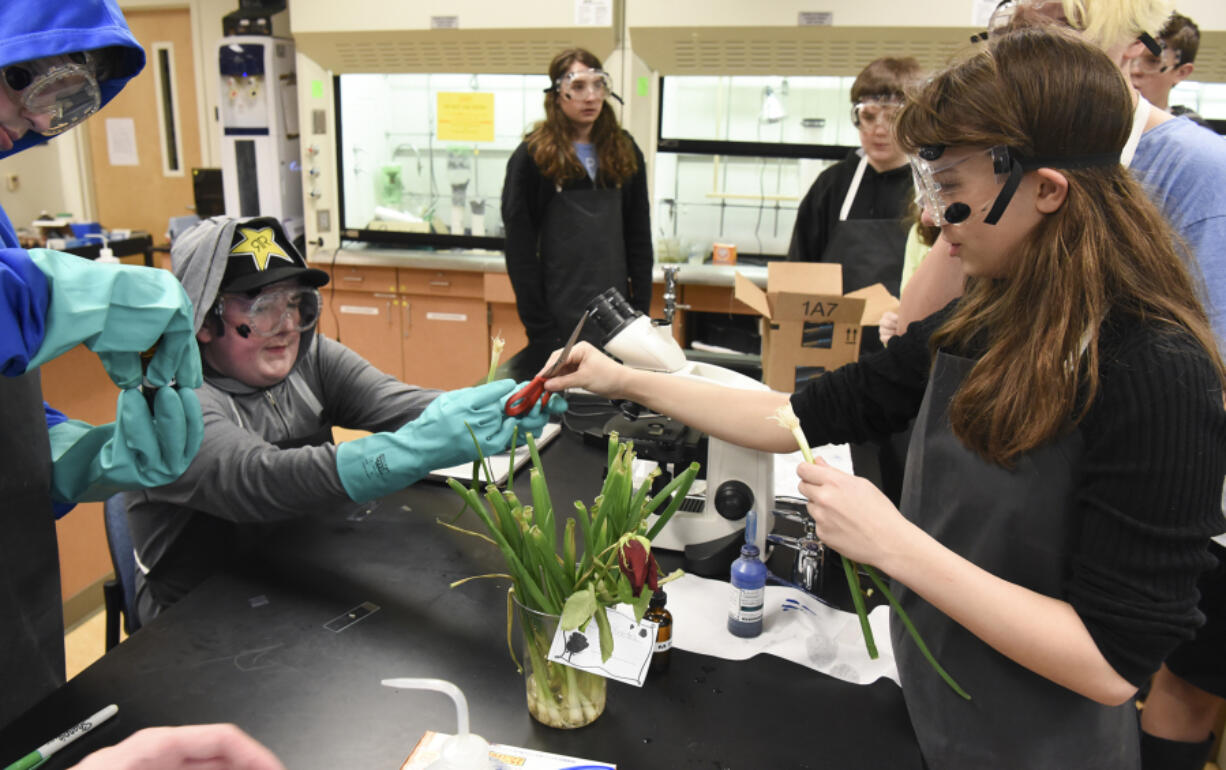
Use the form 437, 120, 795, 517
771, 404, 970, 700
445, 432, 700, 727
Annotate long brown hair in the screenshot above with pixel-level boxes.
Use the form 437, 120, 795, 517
893, 24, 1225, 466
525, 48, 638, 187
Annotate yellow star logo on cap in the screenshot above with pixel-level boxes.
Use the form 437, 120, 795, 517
230, 226, 292, 271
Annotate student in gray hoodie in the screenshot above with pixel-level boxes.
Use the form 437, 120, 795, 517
125, 216, 560, 620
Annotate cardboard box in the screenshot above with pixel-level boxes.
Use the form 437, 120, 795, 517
402, 730, 615, 769
712, 242, 737, 265
733, 262, 898, 392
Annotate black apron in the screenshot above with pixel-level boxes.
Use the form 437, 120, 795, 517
830, 157, 913, 498
820, 156, 908, 299
540, 186, 628, 342
0, 372, 64, 728
895, 352, 1138, 769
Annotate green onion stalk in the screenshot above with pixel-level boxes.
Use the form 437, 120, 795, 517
449, 335, 510, 523
447, 432, 701, 726
770, 404, 970, 700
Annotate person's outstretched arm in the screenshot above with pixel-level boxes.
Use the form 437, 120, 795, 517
545, 342, 796, 453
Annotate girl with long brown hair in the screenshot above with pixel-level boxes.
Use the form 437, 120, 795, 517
542, 25, 1226, 769
501, 48, 651, 349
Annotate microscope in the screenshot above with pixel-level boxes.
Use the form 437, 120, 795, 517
583, 286, 790, 576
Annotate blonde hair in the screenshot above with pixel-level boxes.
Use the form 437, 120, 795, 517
1061, 0, 1172, 51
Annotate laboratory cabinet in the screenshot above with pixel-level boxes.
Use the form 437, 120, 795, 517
484, 271, 531, 361
318, 287, 404, 381
318, 264, 522, 390
318, 258, 736, 387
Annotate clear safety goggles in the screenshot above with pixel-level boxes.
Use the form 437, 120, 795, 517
851, 98, 904, 129
215, 286, 321, 338
909, 145, 1019, 227
985, 0, 1067, 33
1130, 40, 1180, 74
554, 69, 612, 99
0, 53, 101, 136
977, 0, 1165, 58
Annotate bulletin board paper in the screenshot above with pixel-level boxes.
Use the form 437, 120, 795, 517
436, 92, 495, 142
574, 0, 612, 26
105, 117, 139, 166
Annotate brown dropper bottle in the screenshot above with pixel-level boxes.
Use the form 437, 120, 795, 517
644, 588, 672, 674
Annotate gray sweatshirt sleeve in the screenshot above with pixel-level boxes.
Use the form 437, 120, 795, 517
313, 335, 441, 433
159, 408, 349, 521
139, 337, 441, 524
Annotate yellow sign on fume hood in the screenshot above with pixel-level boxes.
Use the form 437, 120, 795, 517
436, 92, 495, 142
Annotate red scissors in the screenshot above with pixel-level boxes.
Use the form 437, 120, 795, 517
504, 311, 588, 416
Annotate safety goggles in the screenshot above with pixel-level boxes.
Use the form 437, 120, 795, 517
976, 0, 1164, 58
0, 53, 101, 136
554, 69, 612, 99
215, 286, 321, 338
909, 145, 1019, 227
986, 0, 1067, 33
851, 98, 904, 129
1130, 40, 1181, 74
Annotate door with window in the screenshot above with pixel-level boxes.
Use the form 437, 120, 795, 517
85, 8, 201, 243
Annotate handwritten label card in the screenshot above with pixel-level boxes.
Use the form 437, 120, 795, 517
547, 606, 657, 687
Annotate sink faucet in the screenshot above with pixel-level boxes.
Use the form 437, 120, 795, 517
768, 500, 826, 596
662, 265, 680, 325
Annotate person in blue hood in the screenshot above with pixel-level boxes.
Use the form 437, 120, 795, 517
0, 4, 294, 765
0, 0, 211, 733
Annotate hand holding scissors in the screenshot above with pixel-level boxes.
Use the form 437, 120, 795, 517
504, 312, 588, 417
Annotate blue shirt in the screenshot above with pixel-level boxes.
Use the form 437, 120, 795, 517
574, 142, 598, 181
1131, 116, 1226, 354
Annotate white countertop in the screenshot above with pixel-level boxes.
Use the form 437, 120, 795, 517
307, 245, 768, 288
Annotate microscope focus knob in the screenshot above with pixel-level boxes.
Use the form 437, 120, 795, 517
714, 480, 753, 521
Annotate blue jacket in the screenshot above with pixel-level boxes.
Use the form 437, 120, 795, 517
0, 0, 144, 510
0, 0, 145, 159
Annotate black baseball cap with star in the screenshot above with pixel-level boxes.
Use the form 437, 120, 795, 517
219, 216, 329, 294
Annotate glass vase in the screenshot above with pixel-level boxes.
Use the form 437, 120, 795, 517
514, 597, 607, 729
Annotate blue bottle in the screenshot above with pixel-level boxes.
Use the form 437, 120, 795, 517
728, 542, 767, 638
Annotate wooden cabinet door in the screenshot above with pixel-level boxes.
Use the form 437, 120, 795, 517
401, 295, 488, 390
484, 271, 528, 359
319, 290, 403, 379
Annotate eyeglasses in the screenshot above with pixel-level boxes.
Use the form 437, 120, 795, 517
555, 69, 612, 99
909, 145, 1019, 227
852, 99, 903, 129
0, 53, 101, 136
214, 286, 321, 338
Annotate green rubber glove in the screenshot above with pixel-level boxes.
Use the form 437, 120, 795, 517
47, 387, 205, 503
26, 249, 202, 389
336, 379, 520, 502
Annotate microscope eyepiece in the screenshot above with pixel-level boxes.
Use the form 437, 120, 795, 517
584, 287, 642, 347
